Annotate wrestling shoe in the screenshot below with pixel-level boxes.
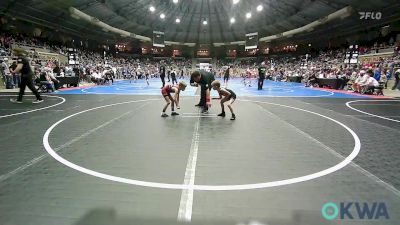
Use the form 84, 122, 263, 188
10, 99, 22, 104
217, 112, 226, 117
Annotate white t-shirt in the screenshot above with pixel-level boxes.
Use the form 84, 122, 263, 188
358, 74, 369, 85
367, 77, 379, 87
103, 70, 111, 76
1, 62, 10, 75
92, 72, 101, 79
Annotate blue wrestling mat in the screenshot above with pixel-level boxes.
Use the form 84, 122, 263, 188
56, 78, 374, 98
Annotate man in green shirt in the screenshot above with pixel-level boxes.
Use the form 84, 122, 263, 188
191, 70, 215, 113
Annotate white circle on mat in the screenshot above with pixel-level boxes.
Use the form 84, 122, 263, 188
241, 87, 294, 93
245, 89, 334, 98
43, 98, 360, 191
346, 100, 400, 123
0, 95, 66, 119
81, 86, 151, 95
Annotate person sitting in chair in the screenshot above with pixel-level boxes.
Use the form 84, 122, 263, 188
352, 70, 368, 93
363, 70, 379, 93
91, 70, 104, 85
103, 68, 114, 85
47, 70, 60, 90
39, 71, 55, 92
306, 72, 318, 87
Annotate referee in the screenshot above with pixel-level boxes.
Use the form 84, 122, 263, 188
10, 48, 43, 104
191, 70, 215, 113
159, 63, 166, 88
258, 62, 267, 90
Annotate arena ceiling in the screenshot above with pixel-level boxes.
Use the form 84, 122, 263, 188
1, 0, 400, 45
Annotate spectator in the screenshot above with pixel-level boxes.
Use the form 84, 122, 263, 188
392, 68, 400, 91
337, 71, 349, 90
352, 70, 368, 93
39, 71, 55, 92
363, 70, 380, 93
53, 63, 61, 76
47, 68, 60, 90
9, 61, 20, 88
373, 67, 381, 81
1, 59, 13, 88
91, 70, 104, 85
306, 72, 318, 87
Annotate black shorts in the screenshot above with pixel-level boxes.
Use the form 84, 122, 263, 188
224, 76, 229, 81
228, 93, 236, 101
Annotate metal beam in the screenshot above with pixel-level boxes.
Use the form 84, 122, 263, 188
213, 2, 227, 43
206, 0, 213, 44
183, 0, 197, 43
195, 0, 205, 44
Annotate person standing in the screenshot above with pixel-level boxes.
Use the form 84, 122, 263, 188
179, 67, 185, 79
258, 62, 267, 90
1, 59, 13, 89
145, 67, 150, 86
211, 80, 236, 120
167, 67, 171, 82
10, 48, 43, 104
373, 67, 381, 81
159, 63, 166, 89
9, 61, 20, 88
191, 70, 215, 113
392, 68, 400, 91
223, 66, 231, 87
160, 81, 187, 117
171, 67, 178, 85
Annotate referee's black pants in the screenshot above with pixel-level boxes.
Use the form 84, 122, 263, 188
258, 77, 265, 90
160, 75, 165, 88
18, 76, 42, 101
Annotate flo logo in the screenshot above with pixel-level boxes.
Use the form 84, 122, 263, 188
359, 12, 382, 20
321, 202, 389, 220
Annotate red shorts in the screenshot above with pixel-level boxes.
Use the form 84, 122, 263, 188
161, 85, 171, 97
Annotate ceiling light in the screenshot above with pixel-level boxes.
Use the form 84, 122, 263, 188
257, 5, 263, 12
233, 0, 240, 4
149, 6, 155, 12
173, 0, 178, 3
230, 17, 235, 24
176, 18, 181, 23
246, 12, 252, 19
160, 14, 165, 19
203, 20, 207, 25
